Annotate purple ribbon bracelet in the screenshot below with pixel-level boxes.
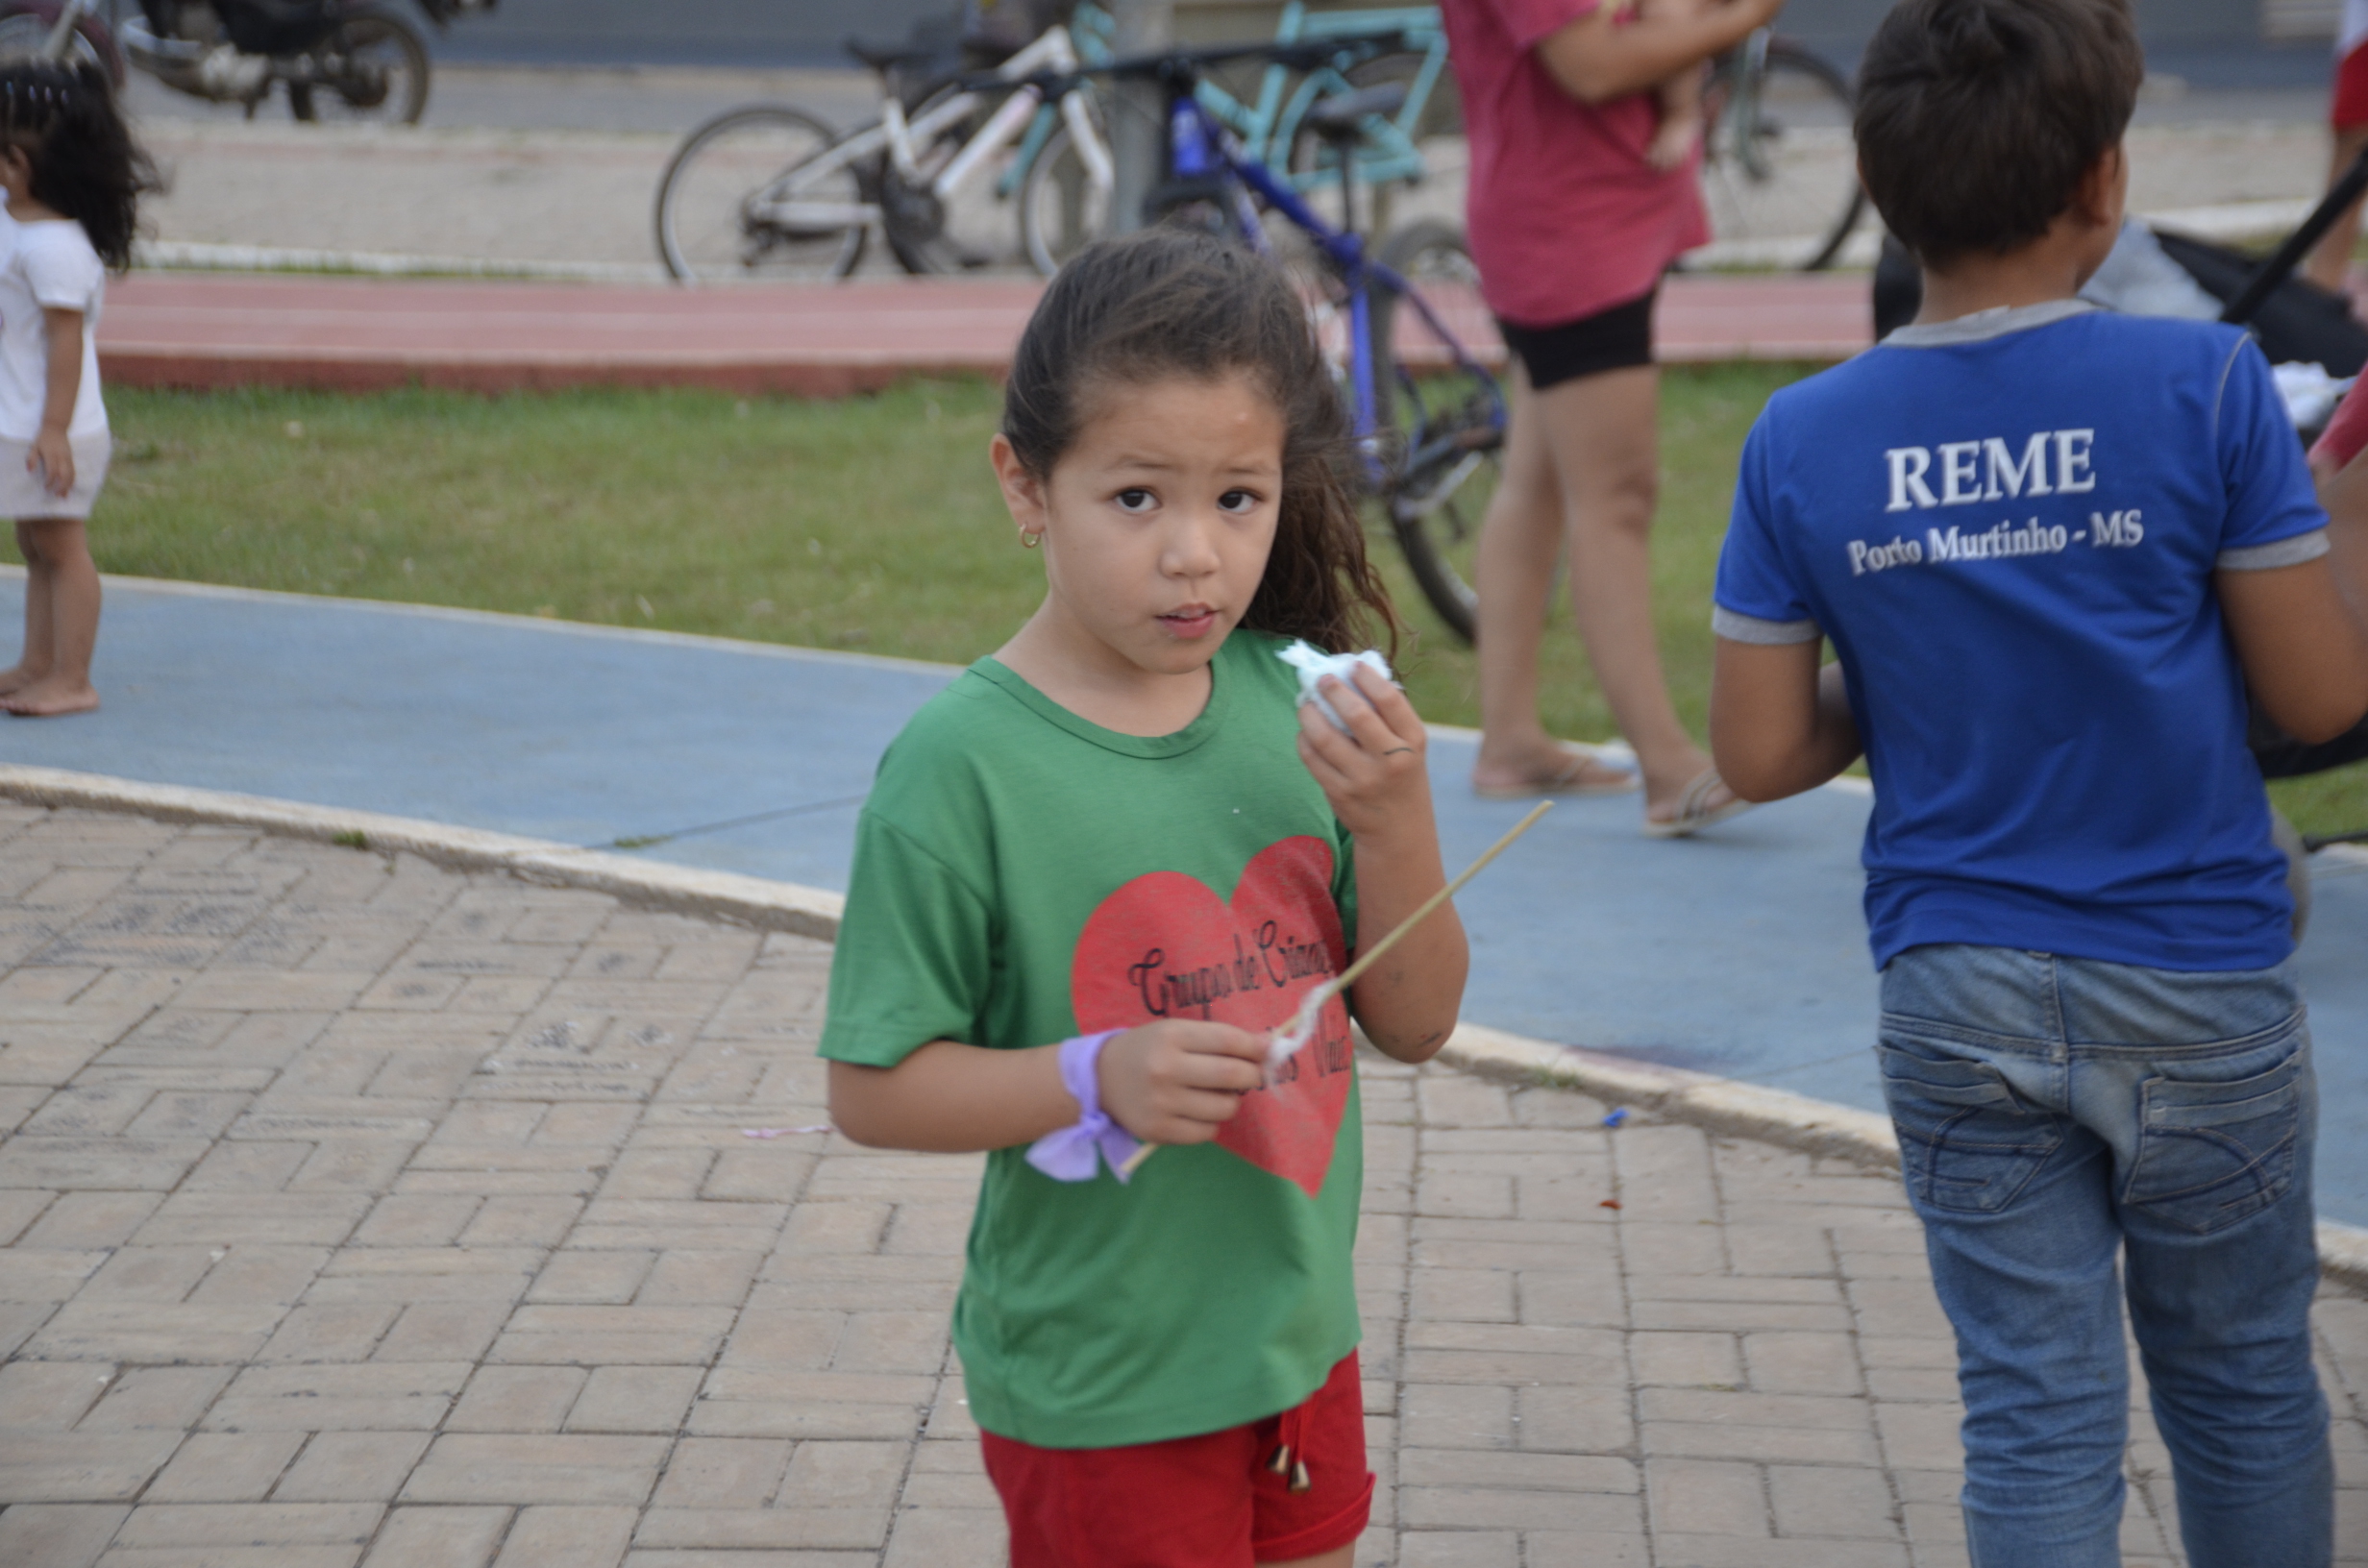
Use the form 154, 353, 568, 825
1024, 1030, 1144, 1184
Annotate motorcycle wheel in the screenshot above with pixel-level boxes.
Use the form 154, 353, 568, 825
288, 8, 428, 125
0, 3, 126, 87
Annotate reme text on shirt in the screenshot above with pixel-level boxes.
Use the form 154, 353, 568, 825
1884, 429, 2096, 511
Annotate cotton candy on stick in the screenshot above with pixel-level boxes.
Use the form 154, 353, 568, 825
1275, 641, 1394, 731
1118, 800, 1553, 1178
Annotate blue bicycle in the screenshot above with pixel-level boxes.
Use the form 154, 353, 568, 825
1038, 38, 1504, 639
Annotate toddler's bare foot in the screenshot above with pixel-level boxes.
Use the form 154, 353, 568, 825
1645, 113, 1701, 172
0, 664, 37, 697
0, 674, 98, 716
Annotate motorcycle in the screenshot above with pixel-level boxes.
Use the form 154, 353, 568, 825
0, 0, 496, 124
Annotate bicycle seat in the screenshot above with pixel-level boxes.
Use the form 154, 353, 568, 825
1301, 82, 1407, 140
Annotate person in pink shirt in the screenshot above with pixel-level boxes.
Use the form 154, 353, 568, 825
1441, 0, 1782, 834
2303, 0, 2368, 297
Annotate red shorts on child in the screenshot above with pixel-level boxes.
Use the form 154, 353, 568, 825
979, 1351, 1372, 1567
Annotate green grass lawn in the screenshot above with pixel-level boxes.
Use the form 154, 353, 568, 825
15, 373, 2364, 840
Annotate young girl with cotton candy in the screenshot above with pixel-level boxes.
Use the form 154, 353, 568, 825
823, 228, 1468, 1568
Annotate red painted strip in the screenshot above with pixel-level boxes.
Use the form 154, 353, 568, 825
96, 270, 1871, 396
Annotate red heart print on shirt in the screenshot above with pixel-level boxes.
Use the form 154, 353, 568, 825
1071, 835, 1353, 1198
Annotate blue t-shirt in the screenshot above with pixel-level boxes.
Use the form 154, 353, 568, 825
1714, 302, 2330, 971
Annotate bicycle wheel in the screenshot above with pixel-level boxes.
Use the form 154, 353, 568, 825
1368, 219, 1502, 644
1019, 117, 1111, 277
882, 82, 1033, 276
0, 4, 123, 85
287, 9, 430, 125
656, 105, 869, 283
1693, 40, 1865, 272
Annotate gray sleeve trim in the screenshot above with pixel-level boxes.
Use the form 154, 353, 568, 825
2208, 333, 2246, 453
1712, 606, 1823, 645
2217, 529, 2331, 572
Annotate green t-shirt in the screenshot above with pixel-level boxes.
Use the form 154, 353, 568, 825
820, 630, 1364, 1449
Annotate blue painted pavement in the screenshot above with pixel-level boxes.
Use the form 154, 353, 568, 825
7, 573, 2365, 1224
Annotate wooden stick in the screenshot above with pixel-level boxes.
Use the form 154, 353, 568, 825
1331, 800, 1551, 996
1118, 801, 1552, 1178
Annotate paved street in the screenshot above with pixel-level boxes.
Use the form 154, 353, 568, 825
0, 802, 2363, 1567
122, 64, 882, 137
120, 73, 2339, 279
12, 579, 2366, 1225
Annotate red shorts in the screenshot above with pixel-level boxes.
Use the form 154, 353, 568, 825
979, 1352, 1373, 1568
2335, 40, 2368, 130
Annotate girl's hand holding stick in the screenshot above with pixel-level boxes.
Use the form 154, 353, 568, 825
1108, 663, 1553, 1179
1097, 1019, 1272, 1149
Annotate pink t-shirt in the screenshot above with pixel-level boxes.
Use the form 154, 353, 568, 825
1439, 0, 1710, 328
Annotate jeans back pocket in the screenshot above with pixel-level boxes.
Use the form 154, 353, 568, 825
1878, 1040, 2060, 1214
2120, 1042, 2306, 1236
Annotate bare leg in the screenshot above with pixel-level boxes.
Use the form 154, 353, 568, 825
1533, 365, 1732, 821
1471, 364, 1635, 796
1, 517, 98, 716
0, 517, 50, 695
2305, 125, 2368, 296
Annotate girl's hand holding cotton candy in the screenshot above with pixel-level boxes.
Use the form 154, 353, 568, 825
1277, 641, 1394, 732
1285, 646, 1433, 845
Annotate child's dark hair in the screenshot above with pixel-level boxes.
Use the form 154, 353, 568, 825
0, 60, 159, 271
1855, 0, 2141, 267
1001, 227, 1399, 655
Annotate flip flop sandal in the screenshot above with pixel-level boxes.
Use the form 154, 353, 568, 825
1642, 768, 1754, 839
1473, 743, 1641, 800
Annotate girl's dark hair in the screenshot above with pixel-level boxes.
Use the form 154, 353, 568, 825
1002, 227, 1400, 655
0, 60, 159, 271
1855, 0, 2140, 267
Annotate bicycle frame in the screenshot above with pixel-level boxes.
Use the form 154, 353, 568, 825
1161, 84, 1499, 484
1268, 4, 1446, 189
766, 23, 1110, 237
1000, 3, 1114, 199
40, 0, 94, 57
1058, 2, 1443, 193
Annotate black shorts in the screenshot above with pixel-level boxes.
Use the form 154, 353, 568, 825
1497, 288, 1657, 390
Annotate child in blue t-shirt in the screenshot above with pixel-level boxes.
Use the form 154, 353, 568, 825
1708, 2, 2368, 1564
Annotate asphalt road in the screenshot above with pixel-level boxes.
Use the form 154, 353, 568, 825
111, 50, 2322, 139
121, 63, 879, 137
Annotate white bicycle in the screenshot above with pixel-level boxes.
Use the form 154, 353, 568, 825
654, 19, 1111, 282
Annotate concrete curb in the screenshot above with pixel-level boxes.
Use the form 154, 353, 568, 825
0, 764, 840, 942
4, 762, 2363, 1291
1439, 1020, 2368, 1293
136, 240, 670, 285
1440, 1021, 1902, 1167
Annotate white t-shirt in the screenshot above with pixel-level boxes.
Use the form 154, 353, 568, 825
0, 206, 106, 440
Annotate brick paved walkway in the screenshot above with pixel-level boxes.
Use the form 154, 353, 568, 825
0, 803, 2362, 1568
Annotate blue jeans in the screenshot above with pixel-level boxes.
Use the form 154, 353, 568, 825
1878, 944, 2331, 1568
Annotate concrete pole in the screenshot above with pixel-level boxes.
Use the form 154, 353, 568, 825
1106, 0, 1172, 234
